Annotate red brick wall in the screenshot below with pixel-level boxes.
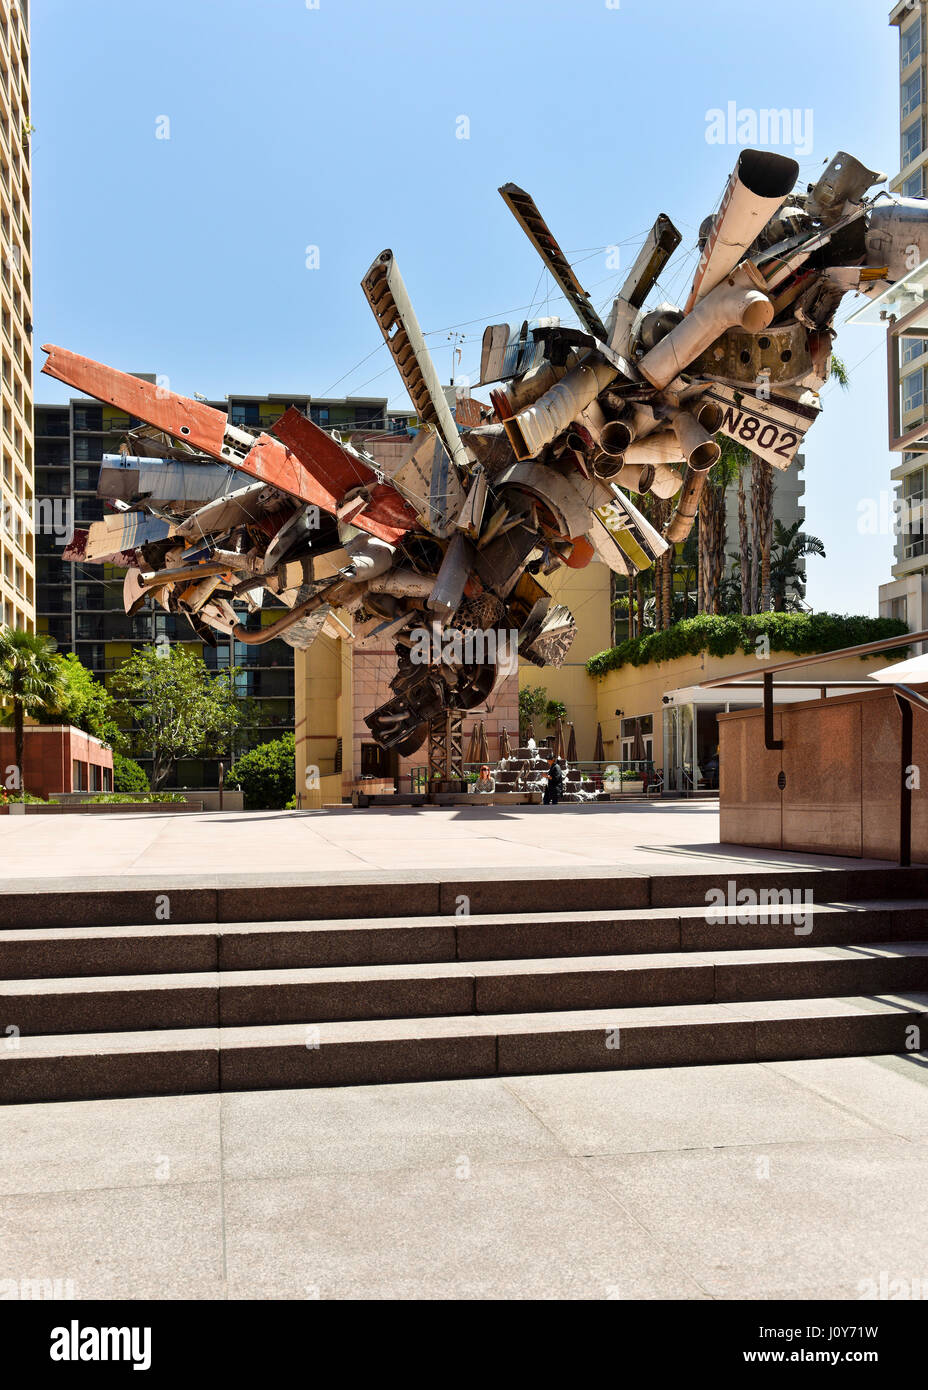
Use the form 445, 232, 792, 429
0, 726, 114, 800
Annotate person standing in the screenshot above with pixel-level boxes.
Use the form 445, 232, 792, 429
543, 756, 563, 806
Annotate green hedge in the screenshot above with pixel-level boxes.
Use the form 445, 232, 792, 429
82, 792, 188, 804
586, 614, 910, 677
111, 752, 150, 794
228, 733, 295, 810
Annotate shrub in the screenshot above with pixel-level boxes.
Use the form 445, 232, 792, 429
228, 734, 295, 810
82, 792, 188, 804
0, 788, 46, 804
586, 613, 910, 677
111, 752, 150, 794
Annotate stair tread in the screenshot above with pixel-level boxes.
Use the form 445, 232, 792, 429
3, 940, 928, 996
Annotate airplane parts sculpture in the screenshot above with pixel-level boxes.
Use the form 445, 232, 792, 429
42, 148, 923, 755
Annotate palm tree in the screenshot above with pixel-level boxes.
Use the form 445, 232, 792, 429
829, 353, 849, 390
698, 446, 745, 614
0, 629, 66, 797
769, 519, 826, 610
751, 456, 774, 611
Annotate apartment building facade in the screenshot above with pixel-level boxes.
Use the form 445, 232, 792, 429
34, 389, 415, 786
881, 1, 928, 630
0, 0, 33, 632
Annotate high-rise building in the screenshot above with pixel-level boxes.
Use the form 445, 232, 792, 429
34, 389, 414, 786
0, 0, 34, 633
880, 1, 928, 629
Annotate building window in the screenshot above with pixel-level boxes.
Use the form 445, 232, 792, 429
73, 436, 104, 462
902, 365, 925, 415
621, 715, 653, 738
310, 405, 329, 427
902, 18, 923, 69
619, 715, 654, 765
89, 763, 102, 791
72, 759, 86, 791
73, 466, 97, 491
903, 69, 923, 120
904, 466, 926, 503
230, 402, 259, 427
73, 405, 102, 431
903, 169, 925, 198
103, 767, 113, 792
903, 117, 924, 167
903, 336, 927, 365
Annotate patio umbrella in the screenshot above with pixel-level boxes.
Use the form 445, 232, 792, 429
476, 720, 490, 765
566, 722, 578, 763
465, 721, 482, 766
594, 722, 605, 763
630, 717, 647, 766
552, 715, 566, 761
870, 653, 928, 684
499, 727, 513, 760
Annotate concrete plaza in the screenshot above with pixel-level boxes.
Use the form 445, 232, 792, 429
0, 798, 896, 884
2, 804, 927, 1300
2, 1055, 928, 1299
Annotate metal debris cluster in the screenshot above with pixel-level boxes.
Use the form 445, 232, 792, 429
40, 149, 925, 757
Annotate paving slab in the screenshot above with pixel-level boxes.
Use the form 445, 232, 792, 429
2, 1058, 926, 1300
768, 1053, 928, 1139
502, 1062, 886, 1156
221, 1159, 710, 1300
218, 1077, 563, 1181
0, 1181, 226, 1299
584, 1136, 928, 1298
0, 1092, 221, 1196
3, 803, 922, 889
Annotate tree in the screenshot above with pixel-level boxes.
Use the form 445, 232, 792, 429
519, 685, 565, 737
769, 519, 826, 611
0, 629, 67, 796
750, 456, 775, 612
39, 653, 122, 747
829, 353, 850, 390
228, 733, 295, 810
109, 645, 242, 789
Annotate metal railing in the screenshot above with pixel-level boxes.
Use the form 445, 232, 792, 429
403, 759, 656, 796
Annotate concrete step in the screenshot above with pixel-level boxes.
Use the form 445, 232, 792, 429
4, 901, 928, 979
4, 993, 927, 1103
4, 943, 928, 1036
3, 864, 927, 927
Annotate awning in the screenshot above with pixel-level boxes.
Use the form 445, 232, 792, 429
868, 653, 928, 684
663, 683, 875, 708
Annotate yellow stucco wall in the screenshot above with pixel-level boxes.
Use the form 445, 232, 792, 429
518, 559, 612, 760
294, 617, 353, 807
591, 649, 899, 768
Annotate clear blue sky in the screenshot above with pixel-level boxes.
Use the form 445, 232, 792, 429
32, 0, 899, 614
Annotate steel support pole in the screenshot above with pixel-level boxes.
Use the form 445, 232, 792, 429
763, 672, 783, 752
896, 691, 913, 869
